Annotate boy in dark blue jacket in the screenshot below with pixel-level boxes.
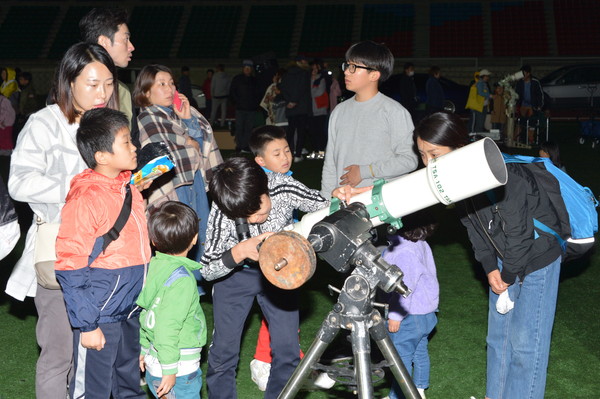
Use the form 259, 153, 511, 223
55, 108, 151, 398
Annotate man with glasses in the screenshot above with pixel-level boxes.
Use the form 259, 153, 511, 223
80, 7, 138, 146
320, 41, 418, 198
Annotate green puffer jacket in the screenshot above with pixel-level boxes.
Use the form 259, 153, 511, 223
137, 252, 207, 375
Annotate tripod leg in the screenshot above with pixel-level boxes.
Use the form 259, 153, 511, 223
278, 312, 340, 399
370, 313, 421, 399
351, 319, 375, 399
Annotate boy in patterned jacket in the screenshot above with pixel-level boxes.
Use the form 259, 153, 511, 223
55, 108, 150, 398
200, 156, 368, 399
137, 201, 207, 398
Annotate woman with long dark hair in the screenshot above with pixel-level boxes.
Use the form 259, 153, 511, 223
7, 42, 118, 398
414, 112, 562, 399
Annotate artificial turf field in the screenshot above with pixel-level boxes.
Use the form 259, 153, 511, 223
0, 121, 598, 398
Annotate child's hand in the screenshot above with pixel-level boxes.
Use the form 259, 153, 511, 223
332, 185, 373, 203
388, 319, 401, 333
232, 231, 274, 263
487, 269, 509, 295
156, 374, 176, 397
139, 355, 145, 372
81, 328, 106, 351
135, 179, 153, 192
339, 165, 362, 187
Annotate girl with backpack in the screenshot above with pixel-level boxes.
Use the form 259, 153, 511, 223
414, 112, 563, 399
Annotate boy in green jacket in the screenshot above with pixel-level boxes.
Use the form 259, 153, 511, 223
137, 201, 207, 398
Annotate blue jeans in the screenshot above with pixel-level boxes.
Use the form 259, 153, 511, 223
486, 256, 561, 399
176, 170, 210, 296
388, 313, 437, 399
146, 369, 202, 399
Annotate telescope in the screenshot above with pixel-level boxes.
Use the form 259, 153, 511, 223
258, 137, 507, 399
259, 137, 508, 290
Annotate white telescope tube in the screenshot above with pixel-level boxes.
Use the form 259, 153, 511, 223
289, 137, 508, 238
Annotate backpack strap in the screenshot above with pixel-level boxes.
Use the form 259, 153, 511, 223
100, 184, 133, 253
533, 218, 567, 251
87, 185, 133, 266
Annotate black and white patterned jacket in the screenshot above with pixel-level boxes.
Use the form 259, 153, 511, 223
200, 172, 329, 281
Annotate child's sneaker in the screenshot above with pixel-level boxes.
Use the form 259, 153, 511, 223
250, 359, 271, 391
313, 371, 336, 389
418, 387, 426, 398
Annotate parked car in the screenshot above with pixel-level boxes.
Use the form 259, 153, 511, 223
380, 73, 469, 115
540, 64, 600, 110
190, 84, 207, 110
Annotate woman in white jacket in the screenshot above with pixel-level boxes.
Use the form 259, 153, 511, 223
7, 42, 118, 399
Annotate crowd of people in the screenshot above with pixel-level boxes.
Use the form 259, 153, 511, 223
0, 6, 572, 399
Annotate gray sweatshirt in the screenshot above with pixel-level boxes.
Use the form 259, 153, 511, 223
210, 71, 231, 98
320, 92, 418, 197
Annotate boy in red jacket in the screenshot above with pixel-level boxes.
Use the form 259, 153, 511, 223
55, 108, 151, 398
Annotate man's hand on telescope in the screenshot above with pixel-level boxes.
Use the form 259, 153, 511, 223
488, 269, 510, 294
388, 319, 401, 333
340, 164, 362, 187
231, 232, 274, 263
331, 184, 372, 203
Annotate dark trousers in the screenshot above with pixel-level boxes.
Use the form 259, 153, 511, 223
70, 317, 145, 399
286, 114, 309, 157
234, 110, 256, 151
207, 267, 300, 399
307, 114, 329, 152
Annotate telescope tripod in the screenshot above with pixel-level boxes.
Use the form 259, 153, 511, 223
278, 272, 420, 399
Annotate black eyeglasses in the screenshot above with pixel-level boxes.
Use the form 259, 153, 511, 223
341, 62, 376, 74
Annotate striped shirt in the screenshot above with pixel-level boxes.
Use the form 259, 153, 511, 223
200, 172, 329, 281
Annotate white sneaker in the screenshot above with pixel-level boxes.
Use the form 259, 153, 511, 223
305, 151, 318, 160
418, 387, 426, 398
250, 359, 271, 391
313, 371, 336, 389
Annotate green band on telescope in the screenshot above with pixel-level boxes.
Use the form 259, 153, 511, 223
366, 179, 403, 230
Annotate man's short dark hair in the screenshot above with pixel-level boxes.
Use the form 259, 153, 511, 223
80, 7, 128, 44
209, 157, 269, 219
149, 201, 199, 254
403, 62, 414, 71
76, 108, 129, 169
521, 64, 532, 74
20, 71, 32, 82
249, 125, 287, 156
429, 66, 440, 76
182, 66, 190, 73
345, 41, 394, 82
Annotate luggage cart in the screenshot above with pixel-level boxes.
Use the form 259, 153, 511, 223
514, 111, 549, 148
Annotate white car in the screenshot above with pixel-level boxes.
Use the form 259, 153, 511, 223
540, 64, 600, 110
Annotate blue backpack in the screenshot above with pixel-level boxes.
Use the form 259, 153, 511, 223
503, 154, 598, 261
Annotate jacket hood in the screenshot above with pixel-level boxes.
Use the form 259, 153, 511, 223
3, 67, 16, 81
67, 169, 132, 201
136, 252, 201, 308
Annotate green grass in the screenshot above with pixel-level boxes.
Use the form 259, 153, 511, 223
1, 120, 599, 398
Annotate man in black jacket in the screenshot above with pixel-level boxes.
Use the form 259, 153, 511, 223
399, 62, 418, 122
279, 56, 312, 162
515, 65, 544, 144
230, 60, 259, 152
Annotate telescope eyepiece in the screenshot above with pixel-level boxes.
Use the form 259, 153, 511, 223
235, 218, 251, 242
